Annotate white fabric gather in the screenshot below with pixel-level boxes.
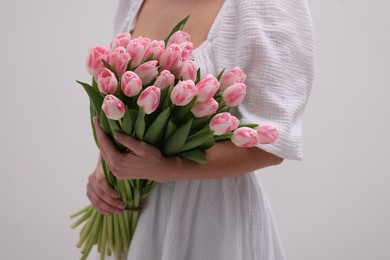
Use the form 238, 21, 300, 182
100, 0, 315, 259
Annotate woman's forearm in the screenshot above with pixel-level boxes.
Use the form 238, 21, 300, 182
162, 141, 284, 182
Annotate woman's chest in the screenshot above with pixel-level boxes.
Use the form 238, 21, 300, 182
131, 0, 225, 49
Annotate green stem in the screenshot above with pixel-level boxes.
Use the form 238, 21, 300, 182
118, 212, 129, 251
70, 205, 91, 219
113, 215, 122, 260
107, 215, 115, 252
71, 206, 93, 229
100, 217, 108, 260
81, 214, 102, 259
130, 189, 140, 235
77, 209, 98, 248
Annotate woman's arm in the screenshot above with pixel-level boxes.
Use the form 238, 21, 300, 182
93, 117, 283, 183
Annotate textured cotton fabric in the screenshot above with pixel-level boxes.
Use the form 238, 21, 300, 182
100, 0, 314, 259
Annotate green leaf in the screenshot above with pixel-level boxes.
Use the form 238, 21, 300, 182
174, 98, 196, 124
216, 105, 230, 114
92, 76, 99, 92
178, 150, 208, 164
76, 80, 104, 115
197, 135, 216, 150
238, 123, 259, 128
144, 107, 171, 145
99, 109, 111, 134
180, 130, 214, 152
89, 101, 98, 147
216, 68, 226, 81
191, 117, 212, 131
163, 119, 177, 142
121, 108, 133, 136
107, 119, 127, 152
195, 68, 201, 83
163, 119, 192, 155
164, 15, 190, 45
102, 59, 119, 79
135, 110, 145, 141
214, 132, 234, 142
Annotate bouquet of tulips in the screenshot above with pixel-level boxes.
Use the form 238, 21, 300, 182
70, 17, 280, 260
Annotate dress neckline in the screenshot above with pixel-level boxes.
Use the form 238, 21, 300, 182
125, 0, 229, 54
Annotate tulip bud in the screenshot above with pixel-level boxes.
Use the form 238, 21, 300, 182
231, 127, 260, 147
167, 30, 191, 46
137, 86, 161, 114
222, 83, 247, 107
195, 74, 220, 102
153, 70, 175, 90
127, 37, 151, 68
170, 80, 196, 106
159, 44, 181, 70
134, 60, 159, 85
255, 125, 280, 144
121, 71, 142, 97
191, 98, 219, 117
86, 46, 109, 77
96, 69, 118, 94
107, 46, 131, 76
102, 95, 126, 120
179, 41, 194, 61
179, 60, 198, 81
110, 32, 131, 51
209, 112, 240, 135
219, 67, 247, 91
144, 40, 165, 60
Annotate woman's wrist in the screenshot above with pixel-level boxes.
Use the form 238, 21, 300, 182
158, 141, 283, 183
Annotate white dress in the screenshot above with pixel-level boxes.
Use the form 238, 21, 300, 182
101, 0, 314, 259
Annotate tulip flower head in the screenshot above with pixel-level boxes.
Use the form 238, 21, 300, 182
102, 95, 126, 120
231, 127, 260, 147
209, 112, 240, 135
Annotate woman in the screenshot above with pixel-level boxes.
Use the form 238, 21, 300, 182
87, 0, 314, 259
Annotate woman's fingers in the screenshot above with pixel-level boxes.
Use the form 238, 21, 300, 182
87, 169, 125, 215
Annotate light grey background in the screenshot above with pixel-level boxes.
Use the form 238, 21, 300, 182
0, 0, 389, 259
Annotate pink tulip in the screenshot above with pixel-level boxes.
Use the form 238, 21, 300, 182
121, 71, 142, 97
96, 69, 118, 94
231, 127, 260, 147
219, 67, 247, 91
255, 125, 280, 144
137, 86, 161, 114
179, 41, 194, 61
102, 95, 126, 120
169, 60, 185, 79
86, 46, 109, 77
110, 32, 131, 51
159, 44, 181, 70
191, 98, 219, 117
179, 60, 198, 81
195, 74, 220, 102
134, 60, 159, 85
106, 46, 130, 76
222, 83, 247, 107
144, 40, 165, 60
127, 37, 151, 68
209, 112, 240, 135
167, 30, 191, 46
153, 70, 175, 90
170, 80, 196, 106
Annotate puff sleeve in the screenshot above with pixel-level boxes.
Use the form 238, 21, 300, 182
212, 0, 315, 160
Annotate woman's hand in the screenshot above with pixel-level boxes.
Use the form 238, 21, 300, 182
93, 116, 175, 183
86, 160, 126, 215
